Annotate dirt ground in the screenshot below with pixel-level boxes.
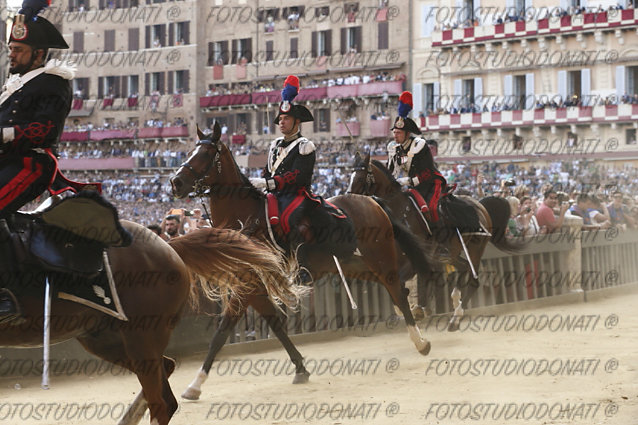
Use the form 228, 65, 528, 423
1, 288, 637, 425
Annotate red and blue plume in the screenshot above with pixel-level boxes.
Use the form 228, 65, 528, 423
281, 75, 300, 102
397, 91, 413, 119
20, 0, 51, 21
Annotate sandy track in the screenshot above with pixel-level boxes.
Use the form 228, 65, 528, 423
1, 288, 636, 425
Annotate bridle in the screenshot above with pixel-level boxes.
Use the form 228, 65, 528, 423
177, 138, 222, 195
348, 164, 376, 195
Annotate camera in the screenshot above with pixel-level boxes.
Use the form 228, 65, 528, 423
504, 179, 516, 187
525, 207, 532, 213
184, 210, 194, 217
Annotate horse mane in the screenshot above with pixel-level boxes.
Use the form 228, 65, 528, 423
371, 159, 402, 191
218, 141, 265, 200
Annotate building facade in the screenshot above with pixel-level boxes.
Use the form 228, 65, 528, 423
412, 0, 638, 165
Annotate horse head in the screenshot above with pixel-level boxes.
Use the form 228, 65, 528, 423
171, 121, 228, 198
347, 151, 375, 195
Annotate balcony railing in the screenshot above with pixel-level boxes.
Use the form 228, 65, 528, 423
200, 81, 403, 108
432, 9, 638, 47
369, 118, 391, 138
335, 122, 360, 137
424, 104, 638, 132
60, 127, 189, 142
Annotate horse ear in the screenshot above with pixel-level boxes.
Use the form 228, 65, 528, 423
196, 124, 205, 140
354, 151, 361, 164
364, 151, 370, 164
212, 121, 221, 141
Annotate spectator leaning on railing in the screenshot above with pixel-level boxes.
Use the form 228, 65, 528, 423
536, 189, 569, 233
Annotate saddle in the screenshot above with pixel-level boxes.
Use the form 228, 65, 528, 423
264, 195, 357, 260
0, 191, 132, 319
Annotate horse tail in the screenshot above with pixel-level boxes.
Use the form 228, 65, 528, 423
372, 197, 432, 277
168, 228, 308, 313
479, 196, 527, 253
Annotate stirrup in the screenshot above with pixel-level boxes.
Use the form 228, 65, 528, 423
0, 289, 21, 325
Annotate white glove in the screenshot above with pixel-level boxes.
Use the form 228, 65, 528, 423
250, 177, 267, 190
397, 176, 418, 186
250, 177, 277, 191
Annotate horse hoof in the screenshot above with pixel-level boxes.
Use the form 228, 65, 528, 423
447, 320, 459, 332
418, 341, 431, 356
292, 371, 310, 384
181, 387, 202, 401
411, 306, 425, 321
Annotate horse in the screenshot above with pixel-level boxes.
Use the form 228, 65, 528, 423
0, 220, 299, 425
170, 122, 433, 401
347, 152, 523, 330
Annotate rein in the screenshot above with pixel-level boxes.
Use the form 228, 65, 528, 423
177, 139, 221, 196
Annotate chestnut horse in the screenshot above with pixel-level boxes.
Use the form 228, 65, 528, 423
0, 221, 298, 425
170, 122, 433, 401
348, 152, 523, 330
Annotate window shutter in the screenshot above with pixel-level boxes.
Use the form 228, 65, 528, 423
169, 23, 174, 46
122, 76, 128, 98
246, 38, 253, 62
73, 32, 84, 53
168, 71, 174, 94
128, 28, 139, 51
145, 73, 150, 96
326, 30, 332, 55
557, 70, 567, 102
616, 66, 626, 100
145, 26, 150, 49
184, 70, 190, 93
581, 68, 591, 106
340, 28, 347, 54
221, 40, 229, 64
183, 22, 190, 44
159, 72, 165, 94
290, 37, 298, 59
114, 76, 121, 98
98, 77, 104, 98
311, 31, 317, 57
525, 73, 535, 109
474, 78, 483, 109
355, 26, 362, 52
378, 22, 388, 50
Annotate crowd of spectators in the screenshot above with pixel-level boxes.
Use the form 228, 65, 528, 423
437, 3, 633, 31
204, 72, 403, 96
64, 118, 187, 133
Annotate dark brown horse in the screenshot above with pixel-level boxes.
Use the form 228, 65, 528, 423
170, 122, 433, 401
348, 152, 522, 330
0, 221, 297, 425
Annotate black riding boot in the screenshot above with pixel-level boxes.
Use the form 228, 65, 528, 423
294, 244, 314, 285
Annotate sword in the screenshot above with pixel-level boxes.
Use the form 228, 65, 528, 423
456, 228, 478, 279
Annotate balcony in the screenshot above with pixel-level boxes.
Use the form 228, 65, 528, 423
200, 81, 403, 109
59, 158, 136, 171
424, 104, 638, 132
369, 118, 391, 138
432, 9, 638, 47
335, 122, 360, 137
60, 127, 189, 142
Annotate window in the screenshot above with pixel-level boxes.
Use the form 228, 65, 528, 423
462, 136, 471, 153
312, 30, 331, 57
146, 24, 165, 48
566, 131, 578, 147
126, 75, 139, 97
461, 0, 475, 25
315, 6, 329, 20
627, 66, 638, 95
73, 32, 84, 53
424, 82, 440, 115
313, 109, 330, 132
98, 76, 119, 98
232, 38, 252, 64
341, 26, 362, 53
73, 78, 89, 99
568, 70, 582, 100
378, 22, 388, 50
235, 113, 250, 134
174, 70, 189, 93
345, 2, 359, 23
512, 135, 523, 150
461, 79, 475, 110
513, 75, 526, 110
146, 72, 164, 95
626, 129, 637, 145
290, 38, 298, 59
208, 41, 229, 65
169, 22, 189, 45
104, 29, 115, 52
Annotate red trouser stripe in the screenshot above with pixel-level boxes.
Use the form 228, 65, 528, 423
280, 194, 305, 234
0, 157, 43, 209
429, 180, 442, 221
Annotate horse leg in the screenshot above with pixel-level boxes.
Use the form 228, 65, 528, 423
447, 240, 485, 332
182, 306, 244, 401
250, 294, 310, 384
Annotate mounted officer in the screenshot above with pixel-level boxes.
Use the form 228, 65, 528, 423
387, 91, 481, 249
0, 0, 77, 319
250, 75, 353, 283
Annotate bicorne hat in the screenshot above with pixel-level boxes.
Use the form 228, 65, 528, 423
273, 75, 314, 124
391, 91, 421, 135
10, 0, 69, 49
